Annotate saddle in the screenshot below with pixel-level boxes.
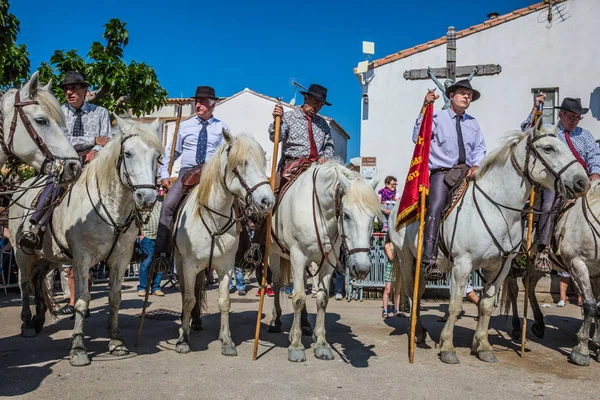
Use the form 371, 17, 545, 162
181, 165, 204, 193
442, 164, 471, 221
274, 158, 314, 213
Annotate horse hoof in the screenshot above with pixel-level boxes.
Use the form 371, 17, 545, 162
221, 343, 238, 357
531, 322, 545, 339
176, 342, 191, 354
33, 316, 45, 334
109, 341, 130, 356
21, 328, 37, 338
191, 319, 203, 331
301, 325, 313, 337
569, 349, 590, 366
595, 349, 600, 363
267, 323, 282, 333
314, 346, 334, 360
477, 351, 498, 363
416, 328, 428, 344
70, 349, 91, 367
288, 347, 306, 362
511, 329, 522, 342
440, 351, 460, 364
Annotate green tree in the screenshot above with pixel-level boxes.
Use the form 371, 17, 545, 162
0, 0, 30, 89
38, 18, 167, 116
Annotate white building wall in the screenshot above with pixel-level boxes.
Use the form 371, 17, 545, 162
361, 0, 600, 189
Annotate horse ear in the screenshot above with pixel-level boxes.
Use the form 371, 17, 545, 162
222, 128, 232, 143
41, 79, 52, 92
113, 113, 133, 134
533, 115, 545, 136
366, 169, 380, 189
149, 118, 161, 134
549, 122, 559, 136
21, 71, 41, 100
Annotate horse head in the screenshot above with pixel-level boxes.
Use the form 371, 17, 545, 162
220, 130, 274, 215
1, 71, 81, 182
336, 168, 382, 279
113, 116, 163, 211
516, 118, 589, 199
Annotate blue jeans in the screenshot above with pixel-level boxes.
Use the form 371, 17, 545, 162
137, 238, 163, 292
335, 271, 345, 295
229, 266, 246, 291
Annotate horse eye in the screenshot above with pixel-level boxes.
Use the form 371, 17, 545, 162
125, 151, 133, 158
343, 212, 351, 220
34, 117, 47, 126
543, 145, 554, 153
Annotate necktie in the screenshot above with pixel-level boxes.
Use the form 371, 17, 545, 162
455, 114, 466, 165
564, 130, 588, 172
196, 120, 209, 165
305, 115, 319, 161
72, 108, 84, 137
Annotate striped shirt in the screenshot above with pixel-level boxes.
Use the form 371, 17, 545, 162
521, 114, 600, 175
141, 202, 161, 240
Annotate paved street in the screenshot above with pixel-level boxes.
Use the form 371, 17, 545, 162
0, 281, 596, 399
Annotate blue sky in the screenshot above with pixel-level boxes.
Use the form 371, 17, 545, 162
12, 0, 537, 161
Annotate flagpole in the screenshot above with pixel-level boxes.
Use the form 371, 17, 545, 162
409, 105, 429, 364
521, 99, 544, 357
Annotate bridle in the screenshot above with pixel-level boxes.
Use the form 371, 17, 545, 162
0, 90, 79, 178
334, 183, 371, 263
222, 145, 270, 214
116, 133, 157, 195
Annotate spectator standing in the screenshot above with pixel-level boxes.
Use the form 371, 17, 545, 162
137, 193, 164, 296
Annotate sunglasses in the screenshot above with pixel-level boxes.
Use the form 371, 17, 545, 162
565, 114, 584, 122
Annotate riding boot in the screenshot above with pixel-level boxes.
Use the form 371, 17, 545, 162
533, 188, 556, 274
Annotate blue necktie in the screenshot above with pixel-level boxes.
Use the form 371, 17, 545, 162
196, 120, 209, 165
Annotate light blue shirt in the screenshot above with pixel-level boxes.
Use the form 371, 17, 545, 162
412, 108, 486, 170
159, 116, 230, 180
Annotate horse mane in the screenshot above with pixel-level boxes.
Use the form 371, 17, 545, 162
317, 160, 381, 217
586, 180, 600, 207
81, 120, 163, 193
3, 87, 66, 129
195, 134, 266, 208
476, 130, 526, 178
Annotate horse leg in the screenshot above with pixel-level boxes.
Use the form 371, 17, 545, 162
191, 270, 205, 331
176, 261, 196, 354
268, 254, 283, 333
313, 269, 334, 360
33, 262, 52, 334
107, 256, 129, 356
472, 275, 507, 363
217, 266, 237, 356
527, 270, 546, 339
568, 258, 595, 366
301, 304, 312, 336
399, 251, 426, 343
70, 262, 92, 366
439, 265, 470, 364
287, 248, 308, 362
506, 276, 521, 341
17, 252, 37, 337
590, 277, 600, 361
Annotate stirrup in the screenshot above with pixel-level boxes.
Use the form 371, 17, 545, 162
533, 248, 552, 275
150, 253, 171, 274
16, 230, 41, 254
423, 262, 444, 281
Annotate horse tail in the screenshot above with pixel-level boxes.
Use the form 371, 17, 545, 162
196, 269, 207, 313
498, 276, 516, 319
32, 260, 58, 318
281, 258, 291, 286
392, 257, 404, 306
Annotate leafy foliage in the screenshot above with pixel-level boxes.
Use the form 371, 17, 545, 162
37, 18, 167, 116
0, 0, 30, 90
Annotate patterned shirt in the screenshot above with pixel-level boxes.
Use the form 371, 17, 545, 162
141, 201, 161, 240
521, 114, 600, 175
61, 102, 111, 152
413, 108, 486, 170
159, 115, 230, 180
268, 108, 335, 161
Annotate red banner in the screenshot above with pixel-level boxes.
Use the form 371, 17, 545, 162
395, 104, 434, 230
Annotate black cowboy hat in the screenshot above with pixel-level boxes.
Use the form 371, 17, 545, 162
300, 84, 332, 106
58, 71, 89, 88
554, 97, 589, 115
445, 79, 481, 102
193, 86, 219, 100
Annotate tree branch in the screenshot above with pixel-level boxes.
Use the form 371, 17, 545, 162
86, 85, 109, 103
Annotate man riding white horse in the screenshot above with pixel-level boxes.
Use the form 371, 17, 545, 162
152, 86, 231, 269
520, 95, 600, 273
417, 79, 486, 281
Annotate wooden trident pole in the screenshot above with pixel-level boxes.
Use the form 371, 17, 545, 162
521, 99, 544, 357
135, 103, 183, 347
252, 99, 282, 360
409, 105, 429, 364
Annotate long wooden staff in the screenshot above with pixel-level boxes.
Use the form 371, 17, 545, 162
252, 99, 282, 360
135, 103, 183, 347
521, 99, 544, 357
409, 105, 429, 363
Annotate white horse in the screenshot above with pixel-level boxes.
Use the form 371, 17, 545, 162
1, 71, 81, 182
9, 116, 162, 366
504, 181, 600, 366
388, 123, 589, 364
173, 133, 275, 355
267, 161, 381, 362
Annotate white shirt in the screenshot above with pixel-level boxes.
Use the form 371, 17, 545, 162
159, 115, 230, 180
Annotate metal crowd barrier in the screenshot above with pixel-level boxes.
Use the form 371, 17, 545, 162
346, 232, 484, 301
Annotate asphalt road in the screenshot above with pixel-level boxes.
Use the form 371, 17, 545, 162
0, 281, 596, 399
